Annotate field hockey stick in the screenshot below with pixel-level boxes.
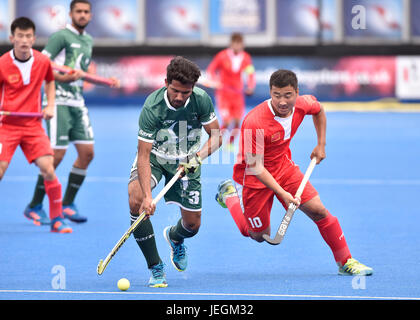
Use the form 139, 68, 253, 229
51, 63, 117, 87
97, 167, 184, 275
263, 157, 317, 245
0, 111, 43, 118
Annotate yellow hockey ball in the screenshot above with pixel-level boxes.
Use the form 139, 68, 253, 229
117, 278, 130, 291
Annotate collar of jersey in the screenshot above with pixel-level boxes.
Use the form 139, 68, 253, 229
267, 99, 294, 121
66, 23, 87, 36
164, 89, 190, 111
10, 49, 33, 63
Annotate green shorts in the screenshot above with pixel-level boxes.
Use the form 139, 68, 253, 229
46, 105, 94, 148
130, 152, 202, 211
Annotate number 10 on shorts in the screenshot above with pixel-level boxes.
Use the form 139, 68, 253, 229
248, 217, 262, 229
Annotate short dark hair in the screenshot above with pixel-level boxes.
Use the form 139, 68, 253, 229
269, 69, 298, 91
166, 56, 201, 85
11, 17, 36, 35
231, 32, 243, 43
70, 0, 91, 11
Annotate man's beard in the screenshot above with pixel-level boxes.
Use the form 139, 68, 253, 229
73, 20, 89, 30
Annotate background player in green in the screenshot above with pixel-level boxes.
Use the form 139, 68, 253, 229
128, 56, 222, 287
24, 0, 118, 225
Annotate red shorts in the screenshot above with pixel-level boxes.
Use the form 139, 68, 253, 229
0, 124, 53, 164
242, 164, 318, 233
215, 91, 245, 124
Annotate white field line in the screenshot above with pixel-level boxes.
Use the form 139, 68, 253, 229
0, 289, 419, 300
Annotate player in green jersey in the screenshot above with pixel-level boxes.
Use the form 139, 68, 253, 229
24, 0, 118, 225
128, 56, 222, 287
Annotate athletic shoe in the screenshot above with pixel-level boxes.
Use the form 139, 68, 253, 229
163, 226, 187, 272
338, 258, 373, 276
63, 203, 87, 223
23, 204, 50, 226
215, 179, 238, 208
148, 262, 168, 288
50, 217, 73, 233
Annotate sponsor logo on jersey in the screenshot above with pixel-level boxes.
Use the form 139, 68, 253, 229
139, 129, 153, 138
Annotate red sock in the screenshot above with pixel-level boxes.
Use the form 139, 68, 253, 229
315, 212, 351, 265
225, 196, 249, 237
44, 178, 63, 220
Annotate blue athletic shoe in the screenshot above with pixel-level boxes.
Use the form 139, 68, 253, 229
23, 204, 50, 226
148, 262, 168, 288
163, 226, 188, 272
63, 203, 87, 223
50, 216, 73, 233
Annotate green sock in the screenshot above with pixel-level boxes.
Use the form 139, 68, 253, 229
131, 214, 161, 269
29, 175, 46, 208
62, 167, 86, 206
169, 218, 198, 243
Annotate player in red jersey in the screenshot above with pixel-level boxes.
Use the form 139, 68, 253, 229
216, 69, 373, 276
0, 17, 72, 233
206, 33, 255, 151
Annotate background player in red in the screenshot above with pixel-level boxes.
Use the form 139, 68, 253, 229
0, 17, 72, 233
216, 69, 373, 276
206, 33, 255, 151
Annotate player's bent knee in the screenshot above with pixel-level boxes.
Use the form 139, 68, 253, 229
184, 221, 201, 233
53, 150, 66, 167
128, 192, 142, 214
318, 207, 329, 219
250, 234, 265, 243
248, 227, 270, 243
300, 196, 329, 221
248, 231, 265, 243
181, 210, 201, 233
84, 150, 94, 164
128, 181, 143, 213
77, 152, 94, 168
39, 166, 56, 181
182, 214, 201, 232
309, 206, 329, 222
128, 198, 141, 214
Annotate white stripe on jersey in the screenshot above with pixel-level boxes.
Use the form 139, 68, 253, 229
10, 50, 34, 85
